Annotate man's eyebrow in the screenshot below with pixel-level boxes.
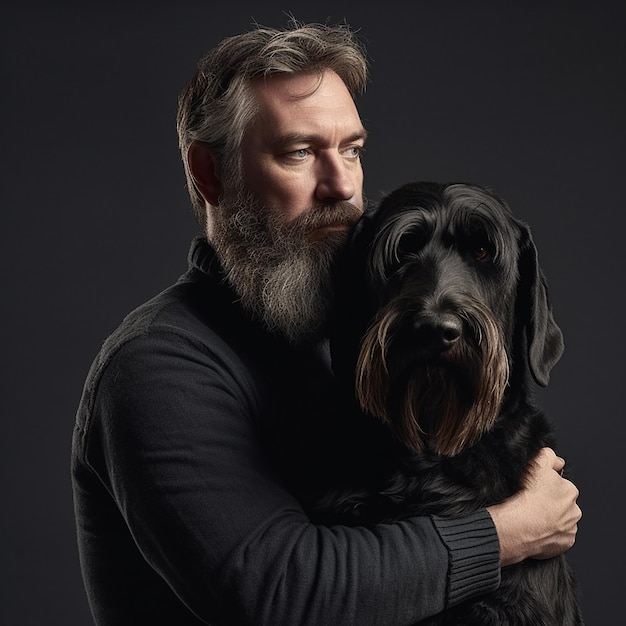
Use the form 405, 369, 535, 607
347, 129, 369, 144
275, 129, 369, 147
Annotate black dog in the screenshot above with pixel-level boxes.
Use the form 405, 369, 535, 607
321, 182, 583, 625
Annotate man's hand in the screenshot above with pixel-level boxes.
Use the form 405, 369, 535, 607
487, 447, 581, 567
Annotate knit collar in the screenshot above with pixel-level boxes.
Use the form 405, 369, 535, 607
187, 235, 224, 278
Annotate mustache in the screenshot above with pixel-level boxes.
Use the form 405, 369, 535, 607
284, 201, 364, 237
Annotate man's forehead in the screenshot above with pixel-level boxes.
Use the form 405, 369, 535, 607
247, 70, 365, 145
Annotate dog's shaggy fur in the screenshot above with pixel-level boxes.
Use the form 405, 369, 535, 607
320, 182, 583, 625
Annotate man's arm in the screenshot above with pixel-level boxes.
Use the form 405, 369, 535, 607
77, 328, 502, 624
76, 324, 580, 624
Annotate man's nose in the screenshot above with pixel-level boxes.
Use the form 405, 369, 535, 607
314, 154, 357, 203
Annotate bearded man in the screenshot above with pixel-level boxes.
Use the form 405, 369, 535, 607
72, 21, 580, 626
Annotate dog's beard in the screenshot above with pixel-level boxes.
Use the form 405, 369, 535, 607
211, 188, 363, 344
355, 299, 509, 456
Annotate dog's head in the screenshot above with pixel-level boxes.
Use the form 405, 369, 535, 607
331, 181, 564, 456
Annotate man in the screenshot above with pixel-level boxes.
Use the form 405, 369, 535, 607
72, 21, 581, 625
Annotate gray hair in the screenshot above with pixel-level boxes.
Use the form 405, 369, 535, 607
176, 20, 369, 223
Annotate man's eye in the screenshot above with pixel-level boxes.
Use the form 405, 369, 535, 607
345, 146, 363, 159
290, 148, 309, 159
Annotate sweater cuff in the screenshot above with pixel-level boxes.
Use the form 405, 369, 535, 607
431, 510, 501, 608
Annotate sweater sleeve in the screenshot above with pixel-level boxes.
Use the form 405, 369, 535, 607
75, 327, 500, 625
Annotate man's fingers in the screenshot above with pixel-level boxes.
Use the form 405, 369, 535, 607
554, 455, 565, 474
536, 447, 565, 473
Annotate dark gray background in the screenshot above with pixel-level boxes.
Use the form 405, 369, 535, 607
3, 1, 624, 624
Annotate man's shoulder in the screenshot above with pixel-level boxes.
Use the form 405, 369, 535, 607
74, 270, 259, 428
96, 270, 238, 368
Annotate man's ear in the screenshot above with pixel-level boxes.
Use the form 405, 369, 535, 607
188, 141, 223, 206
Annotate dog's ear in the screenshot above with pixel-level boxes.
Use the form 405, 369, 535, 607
516, 223, 564, 386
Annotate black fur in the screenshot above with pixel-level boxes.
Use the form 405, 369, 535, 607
320, 182, 583, 625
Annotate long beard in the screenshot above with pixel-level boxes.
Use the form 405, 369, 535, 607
211, 189, 363, 344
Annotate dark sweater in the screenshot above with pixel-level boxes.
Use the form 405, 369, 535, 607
72, 236, 500, 625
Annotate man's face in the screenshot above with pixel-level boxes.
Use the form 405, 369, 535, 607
210, 70, 367, 344
239, 69, 366, 227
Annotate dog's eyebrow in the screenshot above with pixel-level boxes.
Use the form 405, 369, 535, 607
464, 202, 516, 236
461, 203, 499, 225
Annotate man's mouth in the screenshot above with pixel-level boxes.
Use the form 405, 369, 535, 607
306, 222, 354, 242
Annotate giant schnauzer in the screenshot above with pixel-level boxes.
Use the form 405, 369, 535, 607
319, 181, 583, 625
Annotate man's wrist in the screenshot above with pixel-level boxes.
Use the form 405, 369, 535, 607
486, 500, 528, 567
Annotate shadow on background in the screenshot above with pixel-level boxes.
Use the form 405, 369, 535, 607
3, 1, 623, 623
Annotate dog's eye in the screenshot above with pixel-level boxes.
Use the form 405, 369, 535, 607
465, 229, 493, 262
473, 246, 490, 261
396, 231, 426, 258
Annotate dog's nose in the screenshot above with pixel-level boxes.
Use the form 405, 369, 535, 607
414, 314, 462, 353
439, 317, 462, 347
